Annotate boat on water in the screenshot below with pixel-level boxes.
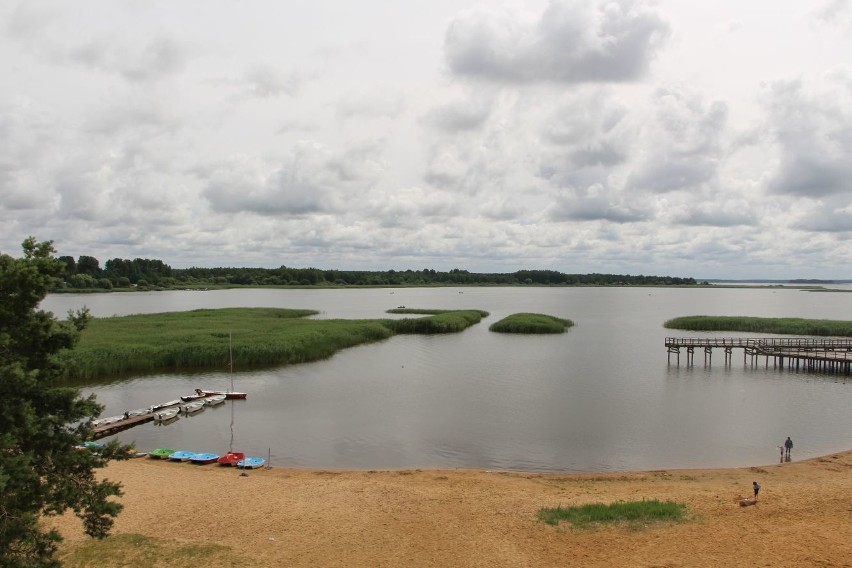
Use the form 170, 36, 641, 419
148, 448, 176, 459
180, 392, 207, 402
204, 394, 227, 406
150, 399, 182, 412
237, 457, 266, 469
189, 453, 220, 465
123, 408, 150, 418
168, 450, 195, 462
180, 401, 205, 415
217, 451, 245, 466
91, 415, 124, 428
153, 408, 180, 421
195, 388, 247, 400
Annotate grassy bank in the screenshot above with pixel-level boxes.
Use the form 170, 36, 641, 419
663, 315, 852, 336
537, 499, 687, 528
59, 307, 486, 380
489, 313, 573, 334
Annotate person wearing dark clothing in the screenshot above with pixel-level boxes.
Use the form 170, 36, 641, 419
753, 481, 760, 500
784, 437, 793, 458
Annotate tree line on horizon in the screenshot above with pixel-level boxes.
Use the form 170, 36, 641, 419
52, 254, 698, 290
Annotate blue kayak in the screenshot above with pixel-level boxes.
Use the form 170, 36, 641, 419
168, 450, 195, 461
237, 457, 265, 469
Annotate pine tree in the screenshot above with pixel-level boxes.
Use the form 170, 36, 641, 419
1, 237, 129, 567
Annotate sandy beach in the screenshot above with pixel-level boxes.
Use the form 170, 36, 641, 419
52, 450, 852, 567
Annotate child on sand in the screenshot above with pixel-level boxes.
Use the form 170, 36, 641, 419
753, 481, 760, 500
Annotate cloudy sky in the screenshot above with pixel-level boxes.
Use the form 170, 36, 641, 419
2, 0, 851, 279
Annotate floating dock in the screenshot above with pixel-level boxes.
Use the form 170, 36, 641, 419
665, 337, 852, 374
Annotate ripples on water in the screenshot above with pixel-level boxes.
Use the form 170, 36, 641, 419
43, 286, 852, 472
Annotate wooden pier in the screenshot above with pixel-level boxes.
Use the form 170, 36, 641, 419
665, 337, 852, 374
92, 413, 155, 440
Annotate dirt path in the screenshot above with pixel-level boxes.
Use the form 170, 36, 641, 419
53, 451, 852, 567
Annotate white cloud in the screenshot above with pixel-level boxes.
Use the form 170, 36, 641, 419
444, 0, 670, 84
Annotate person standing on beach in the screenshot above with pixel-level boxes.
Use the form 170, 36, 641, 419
753, 481, 760, 500
784, 437, 793, 458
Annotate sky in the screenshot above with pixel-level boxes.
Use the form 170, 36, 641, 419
1, 0, 851, 279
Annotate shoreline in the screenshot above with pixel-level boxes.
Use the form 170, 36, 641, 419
53, 449, 852, 567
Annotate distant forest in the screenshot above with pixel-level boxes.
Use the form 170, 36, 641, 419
53, 254, 698, 291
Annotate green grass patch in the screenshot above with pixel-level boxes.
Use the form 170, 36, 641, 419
59, 533, 239, 567
57, 307, 486, 380
537, 499, 687, 529
663, 315, 852, 336
489, 313, 573, 334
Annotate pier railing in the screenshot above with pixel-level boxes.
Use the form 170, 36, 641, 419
665, 337, 852, 372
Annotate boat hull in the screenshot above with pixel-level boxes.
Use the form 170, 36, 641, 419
237, 457, 266, 469
217, 451, 245, 466
189, 453, 220, 465
196, 389, 247, 400
168, 450, 195, 462
149, 448, 176, 459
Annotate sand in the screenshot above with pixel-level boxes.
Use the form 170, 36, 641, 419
51, 451, 852, 567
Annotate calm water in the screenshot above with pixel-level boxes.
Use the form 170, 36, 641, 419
43, 286, 852, 472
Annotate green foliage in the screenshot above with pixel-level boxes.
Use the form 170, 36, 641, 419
49, 246, 698, 290
489, 313, 573, 334
663, 315, 852, 336
1, 238, 130, 567
537, 499, 687, 528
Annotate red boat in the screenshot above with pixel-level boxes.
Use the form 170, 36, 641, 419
195, 388, 247, 400
217, 451, 245, 466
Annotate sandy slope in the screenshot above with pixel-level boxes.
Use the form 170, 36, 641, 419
52, 451, 852, 567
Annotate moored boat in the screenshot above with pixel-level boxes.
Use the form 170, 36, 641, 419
189, 452, 220, 465
180, 401, 205, 415
237, 456, 265, 469
153, 408, 179, 421
91, 415, 124, 428
124, 408, 150, 418
151, 399, 182, 411
168, 450, 195, 462
180, 392, 207, 402
148, 448, 176, 459
203, 394, 226, 406
195, 389, 247, 400
217, 451, 245, 466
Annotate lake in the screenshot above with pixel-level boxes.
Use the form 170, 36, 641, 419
42, 286, 852, 472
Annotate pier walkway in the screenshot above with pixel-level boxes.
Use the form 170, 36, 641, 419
665, 337, 852, 374
92, 413, 155, 439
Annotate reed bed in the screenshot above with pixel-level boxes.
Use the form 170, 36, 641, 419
58, 307, 486, 380
663, 315, 852, 336
489, 313, 573, 334
383, 309, 488, 334
537, 499, 687, 528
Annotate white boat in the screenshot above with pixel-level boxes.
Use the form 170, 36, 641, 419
153, 408, 179, 421
180, 401, 205, 415
204, 394, 226, 407
124, 408, 150, 418
91, 415, 124, 428
151, 399, 182, 412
